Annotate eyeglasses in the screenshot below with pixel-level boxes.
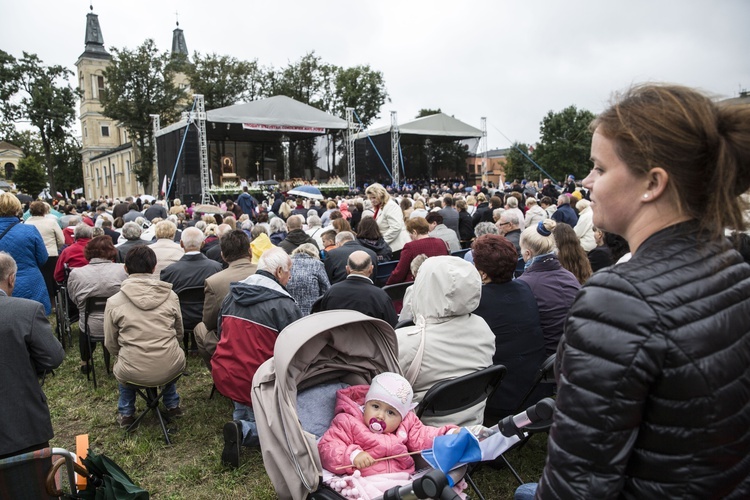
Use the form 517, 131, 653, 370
497, 222, 511, 226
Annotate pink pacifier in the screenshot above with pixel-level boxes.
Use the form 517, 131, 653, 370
369, 417, 386, 433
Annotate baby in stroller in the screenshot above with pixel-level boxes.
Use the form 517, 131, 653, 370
318, 372, 462, 499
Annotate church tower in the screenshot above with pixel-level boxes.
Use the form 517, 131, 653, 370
75, 5, 131, 200
171, 20, 191, 97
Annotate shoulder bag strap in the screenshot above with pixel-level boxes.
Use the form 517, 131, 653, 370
0, 220, 19, 241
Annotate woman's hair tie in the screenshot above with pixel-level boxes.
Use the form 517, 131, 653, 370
537, 220, 551, 236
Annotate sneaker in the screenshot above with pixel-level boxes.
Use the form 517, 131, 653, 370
117, 414, 135, 429
221, 421, 242, 468
164, 406, 184, 419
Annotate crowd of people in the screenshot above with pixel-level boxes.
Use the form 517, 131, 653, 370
2, 83, 750, 499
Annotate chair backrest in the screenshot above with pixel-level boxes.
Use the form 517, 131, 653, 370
83, 296, 109, 338
451, 248, 470, 259
416, 364, 507, 419
177, 286, 205, 331
375, 260, 399, 286
381, 281, 413, 302
394, 319, 414, 329
514, 353, 556, 413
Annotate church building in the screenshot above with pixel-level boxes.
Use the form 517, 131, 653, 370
76, 6, 188, 200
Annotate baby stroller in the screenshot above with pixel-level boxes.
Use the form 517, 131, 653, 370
254, 310, 466, 500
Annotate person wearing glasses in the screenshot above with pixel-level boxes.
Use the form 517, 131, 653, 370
496, 212, 522, 256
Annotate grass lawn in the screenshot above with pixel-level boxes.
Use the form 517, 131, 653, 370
46, 322, 548, 499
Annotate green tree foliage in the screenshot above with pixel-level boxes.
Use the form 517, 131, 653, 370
334, 65, 388, 128
52, 135, 83, 193
186, 53, 262, 110
101, 39, 186, 191
0, 51, 79, 193
0, 50, 20, 139
532, 105, 596, 182
13, 155, 47, 196
503, 142, 535, 182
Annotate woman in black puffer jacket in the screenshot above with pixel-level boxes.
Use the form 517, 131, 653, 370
531, 85, 750, 499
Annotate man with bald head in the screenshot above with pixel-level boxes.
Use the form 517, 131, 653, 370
317, 250, 397, 327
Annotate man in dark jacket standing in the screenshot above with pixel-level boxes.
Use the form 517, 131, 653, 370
236, 187, 257, 219
0, 252, 65, 499
212, 247, 302, 468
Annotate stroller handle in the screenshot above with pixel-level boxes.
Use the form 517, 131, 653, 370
499, 397, 556, 438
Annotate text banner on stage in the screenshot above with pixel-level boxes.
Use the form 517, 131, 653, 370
242, 123, 325, 133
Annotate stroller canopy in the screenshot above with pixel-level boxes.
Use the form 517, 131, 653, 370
253, 310, 401, 500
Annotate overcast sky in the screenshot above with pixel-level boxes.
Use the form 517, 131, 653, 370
3, 0, 748, 151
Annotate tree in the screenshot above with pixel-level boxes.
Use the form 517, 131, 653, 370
0, 51, 79, 194
101, 39, 185, 192
13, 155, 47, 196
503, 142, 535, 182
532, 105, 596, 182
0, 50, 19, 138
186, 53, 262, 110
52, 135, 83, 194
333, 65, 388, 128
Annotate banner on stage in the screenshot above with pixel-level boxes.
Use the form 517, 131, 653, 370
242, 123, 325, 133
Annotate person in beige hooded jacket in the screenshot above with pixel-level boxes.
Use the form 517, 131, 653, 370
104, 245, 185, 427
396, 255, 495, 427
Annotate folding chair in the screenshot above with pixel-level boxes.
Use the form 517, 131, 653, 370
382, 281, 413, 314
395, 318, 415, 329
124, 374, 182, 445
382, 281, 413, 302
82, 296, 111, 389
451, 248, 470, 259
177, 286, 205, 354
493, 354, 557, 485
514, 353, 556, 413
415, 364, 507, 500
375, 259, 399, 287
55, 266, 80, 348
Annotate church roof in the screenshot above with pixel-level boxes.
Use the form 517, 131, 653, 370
79, 7, 111, 60
171, 23, 189, 58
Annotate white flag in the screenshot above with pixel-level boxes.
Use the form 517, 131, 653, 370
161, 175, 168, 196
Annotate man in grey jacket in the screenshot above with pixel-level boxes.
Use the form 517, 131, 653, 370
0, 252, 64, 498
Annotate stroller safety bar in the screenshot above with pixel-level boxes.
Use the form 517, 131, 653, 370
379, 398, 556, 499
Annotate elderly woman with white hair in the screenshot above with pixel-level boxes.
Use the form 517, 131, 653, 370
524, 197, 547, 229
116, 222, 148, 263
150, 221, 184, 276
269, 217, 288, 245
573, 198, 596, 252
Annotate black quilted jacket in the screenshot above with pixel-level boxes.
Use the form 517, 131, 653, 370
537, 221, 750, 499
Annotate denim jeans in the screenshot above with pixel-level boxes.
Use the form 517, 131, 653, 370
233, 401, 260, 447
118, 382, 179, 416
514, 482, 538, 500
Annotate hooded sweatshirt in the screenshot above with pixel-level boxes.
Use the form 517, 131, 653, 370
396, 256, 495, 426
103, 274, 185, 386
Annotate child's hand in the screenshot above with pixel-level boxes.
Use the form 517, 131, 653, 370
353, 451, 375, 469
